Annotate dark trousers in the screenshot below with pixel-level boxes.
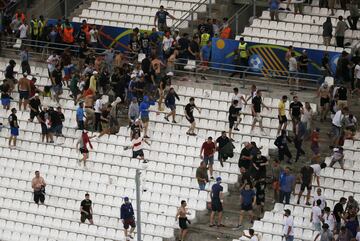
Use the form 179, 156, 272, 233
336, 36, 344, 47
279, 190, 291, 204
348, 16, 359, 30
230, 57, 248, 78
34, 191, 45, 204
319, 0, 327, 7
21, 60, 31, 74
278, 146, 292, 161
294, 138, 305, 161
94, 112, 102, 132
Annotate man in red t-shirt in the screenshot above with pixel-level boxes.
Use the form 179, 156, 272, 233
200, 136, 216, 179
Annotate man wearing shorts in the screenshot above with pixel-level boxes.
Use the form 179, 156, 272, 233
277, 95, 288, 135
231, 87, 247, 131
228, 100, 238, 141
130, 132, 150, 163
200, 136, 216, 179
331, 107, 348, 145
139, 95, 155, 139
318, 82, 330, 122
8, 108, 19, 148
209, 177, 224, 227
120, 197, 136, 240
235, 183, 256, 229
80, 193, 94, 224
185, 97, 200, 136
296, 165, 314, 205
251, 90, 269, 135
18, 73, 30, 111
164, 87, 180, 123
28, 93, 42, 122
176, 200, 191, 241
289, 96, 303, 133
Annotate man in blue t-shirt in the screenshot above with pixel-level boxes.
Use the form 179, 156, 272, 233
154, 5, 175, 32
279, 166, 295, 204
76, 102, 85, 130
210, 177, 224, 227
235, 183, 256, 229
269, 0, 280, 21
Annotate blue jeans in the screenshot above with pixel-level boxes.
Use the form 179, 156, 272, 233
199, 183, 206, 191
279, 191, 291, 204
285, 235, 294, 241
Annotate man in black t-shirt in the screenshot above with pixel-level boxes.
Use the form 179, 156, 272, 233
188, 35, 200, 60
333, 197, 347, 232
238, 142, 253, 170
51, 64, 63, 102
8, 108, 19, 147
216, 131, 230, 164
251, 90, 269, 135
336, 85, 348, 109
154, 5, 175, 31
289, 95, 303, 132
28, 93, 42, 122
185, 97, 200, 136
228, 100, 238, 141
38, 106, 49, 143
296, 165, 314, 205
80, 193, 94, 224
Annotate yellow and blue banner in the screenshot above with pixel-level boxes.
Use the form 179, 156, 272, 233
211, 37, 341, 76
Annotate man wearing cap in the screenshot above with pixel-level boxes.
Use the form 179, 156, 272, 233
209, 177, 224, 227
120, 197, 136, 240
8, 108, 19, 148
89, 71, 98, 93
28, 93, 42, 122
18, 73, 31, 111
283, 209, 294, 241
80, 193, 94, 224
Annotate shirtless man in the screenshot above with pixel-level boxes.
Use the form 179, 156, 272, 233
318, 82, 330, 122
17, 73, 31, 110
176, 200, 191, 241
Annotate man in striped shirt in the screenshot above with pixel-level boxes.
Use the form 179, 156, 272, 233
129, 132, 150, 163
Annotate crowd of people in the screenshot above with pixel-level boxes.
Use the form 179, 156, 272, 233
2, 3, 360, 241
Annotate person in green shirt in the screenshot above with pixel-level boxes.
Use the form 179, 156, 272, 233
196, 161, 209, 190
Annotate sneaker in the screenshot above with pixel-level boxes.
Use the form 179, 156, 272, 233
305, 202, 311, 206
164, 116, 169, 122
234, 128, 240, 131
286, 7, 291, 11
143, 135, 150, 139
217, 224, 225, 227
143, 160, 148, 164
172, 120, 177, 123
296, 200, 300, 204
210, 176, 214, 180
232, 225, 242, 230
201, 75, 207, 80
209, 224, 216, 227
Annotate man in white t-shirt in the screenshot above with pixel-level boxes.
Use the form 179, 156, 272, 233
94, 96, 103, 132
283, 209, 294, 241
313, 188, 327, 210
311, 199, 323, 231
47, 52, 60, 77
89, 25, 99, 47
128, 132, 150, 163
18, 22, 28, 39
231, 87, 247, 131
310, 162, 327, 186
321, 207, 335, 232
288, 51, 298, 89
242, 228, 259, 241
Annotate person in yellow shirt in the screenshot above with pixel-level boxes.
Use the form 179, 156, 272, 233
277, 95, 288, 135
89, 71, 98, 93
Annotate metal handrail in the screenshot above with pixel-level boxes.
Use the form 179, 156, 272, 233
171, 0, 208, 30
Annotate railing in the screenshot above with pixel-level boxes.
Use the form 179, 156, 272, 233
0, 36, 323, 90
228, 0, 256, 36
172, 58, 323, 91
171, 0, 208, 30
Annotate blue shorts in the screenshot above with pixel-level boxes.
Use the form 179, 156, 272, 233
53, 85, 63, 94
167, 104, 176, 111
1, 98, 10, 106
10, 127, 19, 136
